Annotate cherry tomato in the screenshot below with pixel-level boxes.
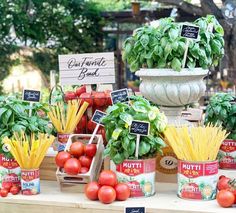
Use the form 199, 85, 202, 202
80, 93, 93, 107
114, 183, 130, 201
10, 185, 20, 195
84, 181, 100, 200
84, 144, 97, 157
70, 141, 84, 157
64, 91, 77, 101
93, 92, 106, 107
55, 151, 71, 168
0, 188, 8, 197
98, 170, 117, 187
98, 186, 116, 204
217, 190, 235, 207
76, 85, 86, 97
79, 156, 92, 168
217, 177, 231, 191
80, 167, 89, 174
64, 158, 81, 175
2, 182, 12, 192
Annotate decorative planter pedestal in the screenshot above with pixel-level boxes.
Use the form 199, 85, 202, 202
136, 68, 208, 124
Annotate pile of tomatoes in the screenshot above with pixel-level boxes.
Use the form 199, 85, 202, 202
216, 175, 236, 208
0, 183, 21, 198
85, 170, 130, 204
55, 141, 97, 175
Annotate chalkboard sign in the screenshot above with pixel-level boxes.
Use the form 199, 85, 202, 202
91, 110, 106, 126
130, 120, 150, 136
180, 25, 199, 40
23, 89, 41, 102
111, 88, 129, 104
59, 52, 115, 85
125, 207, 145, 213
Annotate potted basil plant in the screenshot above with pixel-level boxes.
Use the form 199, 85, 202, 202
205, 93, 236, 169
102, 96, 167, 197
123, 15, 224, 124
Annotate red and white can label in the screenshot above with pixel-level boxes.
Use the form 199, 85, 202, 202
114, 158, 156, 197
57, 133, 70, 152
0, 154, 21, 188
21, 169, 40, 195
178, 160, 218, 200
218, 139, 236, 169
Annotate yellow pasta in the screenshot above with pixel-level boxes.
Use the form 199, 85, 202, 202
164, 124, 228, 161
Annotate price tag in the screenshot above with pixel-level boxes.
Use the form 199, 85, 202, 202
130, 120, 150, 136
91, 110, 106, 126
23, 89, 41, 102
180, 24, 200, 40
111, 88, 129, 104
125, 207, 145, 213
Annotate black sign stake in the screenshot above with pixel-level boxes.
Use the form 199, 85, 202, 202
111, 88, 129, 105
125, 207, 145, 213
23, 89, 41, 117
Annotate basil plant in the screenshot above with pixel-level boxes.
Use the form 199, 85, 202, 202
102, 96, 167, 164
123, 15, 224, 72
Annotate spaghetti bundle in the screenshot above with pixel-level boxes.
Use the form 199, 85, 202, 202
164, 125, 228, 161
48, 100, 89, 133
3, 133, 55, 169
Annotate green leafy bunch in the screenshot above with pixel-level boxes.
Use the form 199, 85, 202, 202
102, 96, 167, 164
122, 15, 224, 72
205, 93, 236, 140
0, 95, 53, 158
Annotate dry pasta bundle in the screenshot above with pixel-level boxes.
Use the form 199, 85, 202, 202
3, 132, 55, 169
164, 125, 228, 161
48, 100, 89, 133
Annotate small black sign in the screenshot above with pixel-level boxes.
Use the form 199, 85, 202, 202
111, 88, 129, 105
180, 25, 199, 40
125, 207, 145, 213
23, 89, 41, 102
91, 110, 106, 126
130, 120, 150, 136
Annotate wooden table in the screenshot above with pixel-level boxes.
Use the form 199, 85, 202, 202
0, 181, 235, 213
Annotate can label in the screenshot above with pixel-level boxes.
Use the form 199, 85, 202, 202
0, 154, 21, 188
57, 133, 70, 152
21, 169, 40, 195
178, 160, 218, 200
218, 139, 236, 169
115, 158, 156, 197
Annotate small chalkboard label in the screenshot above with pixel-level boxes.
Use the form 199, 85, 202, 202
111, 88, 129, 104
23, 89, 41, 102
180, 25, 199, 40
91, 110, 106, 126
130, 120, 150, 136
125, 207, 145, 213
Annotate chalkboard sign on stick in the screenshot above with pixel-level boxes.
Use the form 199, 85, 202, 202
23, 89, 41, 102
130, 120, 150, 136
180, 25, 200, 40
125, 207, 145, 213
111, 88, 129, 104
91, 110, 106, 126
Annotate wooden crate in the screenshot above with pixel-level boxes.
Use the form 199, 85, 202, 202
56, 134, 104, 192
40, 155, 57, 181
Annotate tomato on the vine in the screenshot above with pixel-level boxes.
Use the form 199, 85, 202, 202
216, 190, 235, 207
217, 177, 231, 191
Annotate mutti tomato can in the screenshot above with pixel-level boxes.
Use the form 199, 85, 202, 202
218, 139, 236, 169
113, 158, 156, 197
177, 160, 218, 200
0, 154, 21, 188
21, 169, 40, 195
57, 133, 71, 152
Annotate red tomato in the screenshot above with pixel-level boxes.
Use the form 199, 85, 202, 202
80, 93, 93, 107
98, 170, 117, 187
64, 91, 76, 101
10, 185, 20, 195
80, 167, 89, 174
55, 151, 71, 168
217, 177, 231, 191
84, 181, 100, 200
98, 186, 116, 204
114, 183, 130, 201
64, 158, 81, 175
79, 156, 92, 168
70, 141, 84, 157
217, 190, 235, 207
2, 182, 12, 192
87, 120, 96, 132
104, 90, 112, 106
93, 92, 106, 107
84, 144, 97, 157
97, 128, 107, 145
76, 85, 86, 97
0, 188, 8, 197
77, 115, 87, 130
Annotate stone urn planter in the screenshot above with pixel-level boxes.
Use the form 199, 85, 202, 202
136, 68, 208, 124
